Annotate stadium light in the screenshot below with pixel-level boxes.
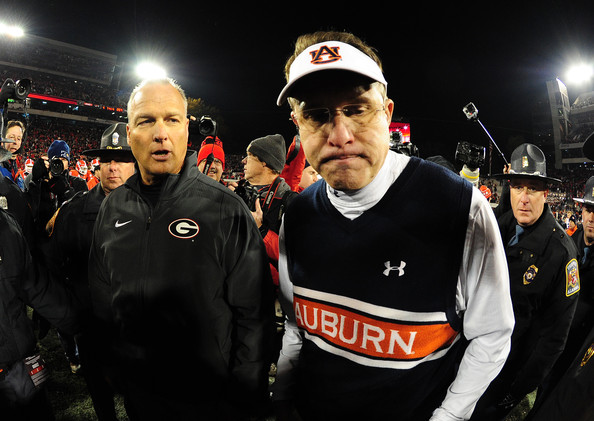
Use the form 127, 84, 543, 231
0, 23, 24, 38
135, 62, 167, 80
566, 63, 593, 84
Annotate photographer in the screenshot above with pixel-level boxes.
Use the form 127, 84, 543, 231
232, 134, 298, 379
234, 134, 298, 285
26, 139, 87, 236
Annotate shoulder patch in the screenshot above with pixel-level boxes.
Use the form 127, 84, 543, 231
581, 342, 594, 367
566, 258, 580, 297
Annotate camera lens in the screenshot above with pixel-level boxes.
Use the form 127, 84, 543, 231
49, 157, 64, 176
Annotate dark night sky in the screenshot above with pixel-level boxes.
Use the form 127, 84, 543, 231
2, 1, 594, 166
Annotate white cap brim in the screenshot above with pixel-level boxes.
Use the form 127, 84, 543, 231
276, 41, 387, 106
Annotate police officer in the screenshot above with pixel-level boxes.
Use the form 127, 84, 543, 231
471, 143, 580, 420
44, 123, 135, 421
524, 138, 594, 420
540, 176, 594, 381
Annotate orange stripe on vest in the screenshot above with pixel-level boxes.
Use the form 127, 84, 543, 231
294, 296, 458, 361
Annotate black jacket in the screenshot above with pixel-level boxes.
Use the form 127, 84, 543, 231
46, 184, 106, 314
26, 171, 88, 238
0, 209, 79, 365
88, 152, 273, 418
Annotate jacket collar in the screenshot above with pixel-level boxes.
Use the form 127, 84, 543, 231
126, 150, 198, 199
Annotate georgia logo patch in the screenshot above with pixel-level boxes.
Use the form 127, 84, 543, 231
168, 218, 199, 239
566, 258, 580, 296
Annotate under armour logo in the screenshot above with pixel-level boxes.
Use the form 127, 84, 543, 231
383, 260, 406, 277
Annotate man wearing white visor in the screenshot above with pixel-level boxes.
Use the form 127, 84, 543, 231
272, 31, 515, 421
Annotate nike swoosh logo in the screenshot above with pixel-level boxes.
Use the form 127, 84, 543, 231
115, 220, 132, 228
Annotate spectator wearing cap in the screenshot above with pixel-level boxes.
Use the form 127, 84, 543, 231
471, 143, 580, 420
566, 214, 578, 236
26, 139, 87, 239
235, 133, 298, 378
42, 122, 135, 420
239, 134, 298, 284
197, 136, 225, 183
524, 174, 594, 420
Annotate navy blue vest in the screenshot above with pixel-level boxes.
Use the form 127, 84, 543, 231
283, 157, 472, 419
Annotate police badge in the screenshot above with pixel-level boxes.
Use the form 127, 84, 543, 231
0, 196, 7, 210
523, 265, 538, 285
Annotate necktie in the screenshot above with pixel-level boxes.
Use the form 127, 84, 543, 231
508, 225, 525, 246
583, 247, 590, 265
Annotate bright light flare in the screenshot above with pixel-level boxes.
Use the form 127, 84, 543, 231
0, 23, 25, 38
566, 64, 594, 84
135, 62, 167, 80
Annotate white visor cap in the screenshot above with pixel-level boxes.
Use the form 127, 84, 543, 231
276, 41, 388, 106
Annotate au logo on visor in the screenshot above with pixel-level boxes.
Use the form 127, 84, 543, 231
309, 45, 342, 65
168, 218, 199, 239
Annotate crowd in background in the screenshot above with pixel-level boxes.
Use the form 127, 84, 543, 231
11, 116, 594, 225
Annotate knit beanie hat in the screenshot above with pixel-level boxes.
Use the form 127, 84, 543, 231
247, 134, 286, 173
197, 142, 225, 169
48, 139, 70, 162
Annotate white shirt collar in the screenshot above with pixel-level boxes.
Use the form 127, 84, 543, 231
326, 151, 410, 220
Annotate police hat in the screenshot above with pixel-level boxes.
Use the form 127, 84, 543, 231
574, 176, 594, 207
82, 123, 134, 159
492, 143, 561, 184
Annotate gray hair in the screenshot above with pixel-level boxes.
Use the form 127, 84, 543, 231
127, 77, 188, 116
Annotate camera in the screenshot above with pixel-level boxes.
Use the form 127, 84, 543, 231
463, 102, 479, 120
0, 78, 31, 106
389, 131, 419, 157
199, 115, 217, 138
49, 157, 65, 177
455, 141, 485, 170
234, 179, 260, 211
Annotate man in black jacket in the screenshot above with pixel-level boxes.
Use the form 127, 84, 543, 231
471, 143, 580, 420
0, 208, 79, 420
89, 78, 273, 421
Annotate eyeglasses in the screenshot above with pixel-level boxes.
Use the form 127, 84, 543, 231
296, 103, 385, 131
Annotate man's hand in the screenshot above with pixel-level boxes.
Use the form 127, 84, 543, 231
227, 180, 238, 192
251, 197, 263, 228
